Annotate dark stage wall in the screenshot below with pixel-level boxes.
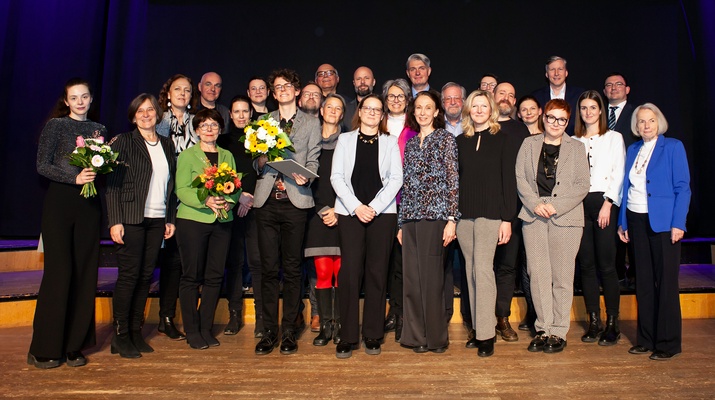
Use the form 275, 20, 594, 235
1, 0, 713, 236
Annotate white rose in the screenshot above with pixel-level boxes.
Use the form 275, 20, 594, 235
256, 127, 268, 140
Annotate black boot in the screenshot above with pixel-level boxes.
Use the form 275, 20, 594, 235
111, 320, 141, 358
224, 309, 243, 335
130, 322, 154, 353
599, 314, 621, 346
158, 316, 186, 340
581, 312, 602, 343
332, 287, 341, 345
313, 288, 334, 346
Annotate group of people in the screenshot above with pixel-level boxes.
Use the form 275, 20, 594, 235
28, 53, 690, 369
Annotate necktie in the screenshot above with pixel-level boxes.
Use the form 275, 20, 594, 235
608, 106, 617, 130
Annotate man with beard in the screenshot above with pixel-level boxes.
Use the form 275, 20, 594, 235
298, 82, 323, 117
492, 82, 530, 341
315, 63, 340, 96
406, 53, 432, 97
531, 56, 583, 135
342, 66, 376, 131
441, 82, 465, 137
196, 71, 230, 133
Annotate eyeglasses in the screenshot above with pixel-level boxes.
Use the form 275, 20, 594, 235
273, 83, 294, 91
198, 122, 220, 131
545, 114, 568, 126
480, 82, 497, 89
302, 92, 322, 99
316, 70, 337, 78
604, 82, 626, 89
387, 94, 406, 102
360, 106, 383, 114
249, 85, 267, 92
443, 96, 463, 103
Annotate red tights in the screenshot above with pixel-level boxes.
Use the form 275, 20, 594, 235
314, 256, 341, 289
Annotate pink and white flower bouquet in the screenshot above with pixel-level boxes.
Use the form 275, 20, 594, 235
68, 131, 120, 197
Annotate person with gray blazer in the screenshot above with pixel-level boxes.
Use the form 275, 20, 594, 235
254, 69, 322, 356
516, 99, 589, 354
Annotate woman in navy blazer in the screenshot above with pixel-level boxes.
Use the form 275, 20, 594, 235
106, 94, 177, 358
330, 94, 403, 358
617, 103, 691, 361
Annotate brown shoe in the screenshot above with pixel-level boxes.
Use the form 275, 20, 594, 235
495, 317, 519, 342
310, 315, 320, 332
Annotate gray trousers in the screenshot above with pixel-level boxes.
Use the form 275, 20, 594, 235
400, 220, 449, 350
457, 218, 500, 340
522, 218, 582, 339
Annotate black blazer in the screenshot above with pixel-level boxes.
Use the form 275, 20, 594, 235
531, 84, 584, 135
612, 102, 638, 148
107, 129, 177, 227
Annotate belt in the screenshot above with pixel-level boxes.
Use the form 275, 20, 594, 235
271, 191, 289, 200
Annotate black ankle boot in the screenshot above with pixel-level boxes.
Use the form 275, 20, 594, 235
581, 312, 602, 343
111, 321, 141, 358
224, 309, 243, 335
158, 316, 185, 340
131, 330, 154, 353
599, 314, 621, 346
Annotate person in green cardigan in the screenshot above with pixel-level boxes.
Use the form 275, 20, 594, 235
175, 108, 239, 350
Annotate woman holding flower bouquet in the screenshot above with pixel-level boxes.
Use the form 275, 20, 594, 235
106, 94, 177, 358
330, 94, 403, 358
175, 108, 240, 350
30, 78, 107, 368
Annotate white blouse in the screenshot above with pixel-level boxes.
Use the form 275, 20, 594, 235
626, 139, 657, 214
574, 130, 626, 206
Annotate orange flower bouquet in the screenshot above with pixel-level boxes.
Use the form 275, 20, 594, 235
191, 162, 242, 220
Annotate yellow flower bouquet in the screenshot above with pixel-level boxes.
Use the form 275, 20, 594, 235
240, 115, 295, 161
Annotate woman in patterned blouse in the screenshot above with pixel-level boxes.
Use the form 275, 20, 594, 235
397, 90, 460, 354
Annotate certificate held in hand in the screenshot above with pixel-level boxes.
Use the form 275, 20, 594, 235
266, 159, 319, 179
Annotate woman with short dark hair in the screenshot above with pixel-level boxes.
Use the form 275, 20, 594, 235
106, 93, 177, 358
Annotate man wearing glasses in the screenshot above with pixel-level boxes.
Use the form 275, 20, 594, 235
479, 74, 499, 93
315, 64, 340, 96
531, 56, 583, 135
406, 53, 432, 97
343, 66, 376, 131
298, 82, 323, 117
197, 71, 230, 133
253, 69, 322, 356
441, 82, 466, 137
603, 73, 636, 147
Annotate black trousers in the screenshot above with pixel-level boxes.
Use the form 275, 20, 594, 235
113, 218, 165, 329
158, 236, 182, 318
225, 209, 262, 314
176, 218, 232, 334
400, 220, 449, 349
627, 211, 682, 354
255, 198, 307, 333
337, 213, 396, 344
578, 192, 620, 315
387, 230, 404, 317
494, 218, 523, 317
30, 182, 100, 359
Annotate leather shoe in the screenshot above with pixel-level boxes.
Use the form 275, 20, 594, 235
310, 315, 320, 333
224, 309, 244, 335
581, 312, 602, 343
384, 314, 397, 332
650, 350, 679, 361
477, 337, 496, 357
280, 330, 298, 355
598, 315, 620, 346
628, 345, 651, 355
466, 329, 477, 348
255, 330, 279, 355
495, 317, 518, 342
430, 346, 448, 353
364, 338, 382, 355
412, 345, 429, 354
65, 351, 87, 367
336, 342, 359, 359
543, 335, 567, 353
527, 331, 547, 352
158, 317, 186, 340
27, 353, 60, 369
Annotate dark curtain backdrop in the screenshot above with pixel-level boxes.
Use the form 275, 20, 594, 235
1, 0, 713, 236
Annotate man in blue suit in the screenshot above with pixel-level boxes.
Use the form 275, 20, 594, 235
531, 56, 583, 135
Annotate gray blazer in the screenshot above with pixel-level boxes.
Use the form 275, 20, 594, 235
330, 130, 403, 216
253, 109, 322, 209
515, 133, 589, 227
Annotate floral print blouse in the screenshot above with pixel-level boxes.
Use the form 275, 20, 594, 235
399, 128, 460, 227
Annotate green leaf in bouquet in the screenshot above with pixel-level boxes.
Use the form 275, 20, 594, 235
197, 187, 209, 203
191, 175, 203, 188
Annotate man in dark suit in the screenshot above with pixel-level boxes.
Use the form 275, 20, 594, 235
604, 72, 637, 286
531, 56, 583, 135
342, 66, 376, 131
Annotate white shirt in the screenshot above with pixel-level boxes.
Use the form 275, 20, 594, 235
574, 130, 626, 205
626, 139, 657, 213
549, 84, 566, 100
387, 114, 406, 138
144, 141, 170, 218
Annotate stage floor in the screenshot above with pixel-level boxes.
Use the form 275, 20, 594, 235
2, 320, 714, 399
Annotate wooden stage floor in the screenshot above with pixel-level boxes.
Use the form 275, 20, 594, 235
2, 320, 714, 399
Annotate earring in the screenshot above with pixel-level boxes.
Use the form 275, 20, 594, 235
167, 101, 172, 108
187, 104, 191, 110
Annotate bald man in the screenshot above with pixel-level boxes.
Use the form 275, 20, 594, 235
342, 66, 376, 130
197, 71, 230, 133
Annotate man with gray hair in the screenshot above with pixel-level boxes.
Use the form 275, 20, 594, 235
531, 56, 583, 135
441, 82, 466, 137
406, 53, 432, 96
